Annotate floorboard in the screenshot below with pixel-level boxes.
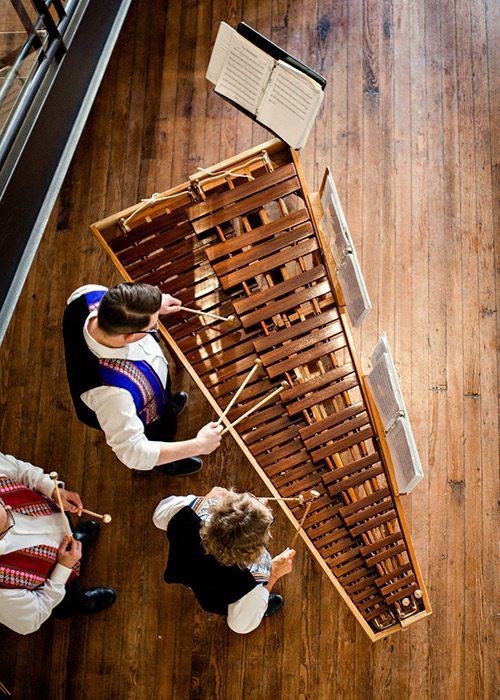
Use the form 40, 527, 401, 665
0, 0, 498, 698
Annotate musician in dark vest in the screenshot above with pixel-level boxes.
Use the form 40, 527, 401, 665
153, 487, 296, 633
0, 452, 116, 635
63, 283, 222, 475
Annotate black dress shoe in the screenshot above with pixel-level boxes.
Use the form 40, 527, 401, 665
264, 593, 284, 617
72, 520, 100, 548
53, 582, 116, 618
78, 587, 117, 614
171, 391, 188, 417
154, 456, 202, 476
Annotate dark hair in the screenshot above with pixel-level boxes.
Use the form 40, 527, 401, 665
97, 283, 162, 335
200, 491, 273, 569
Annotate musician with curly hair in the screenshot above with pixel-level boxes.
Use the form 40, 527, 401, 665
153, 487, 295, 633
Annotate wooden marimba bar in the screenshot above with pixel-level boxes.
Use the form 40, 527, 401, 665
91, 139, 431, 641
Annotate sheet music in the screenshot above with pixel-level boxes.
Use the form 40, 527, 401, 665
321, 192, 351, 267
371, 332, 391, 368
338, 252, 372, 327
215, 32, 274, 114
386, 416, 423, 494
320, 169, 353, 250
206, 22, 234, 84
321, 169, 336, 210
256, 60, 323, 149
366, 350, 402, 427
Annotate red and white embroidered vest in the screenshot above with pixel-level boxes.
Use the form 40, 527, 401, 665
0, 477, 79, 589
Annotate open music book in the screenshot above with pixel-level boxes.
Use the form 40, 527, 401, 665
366, 334, 424, 494
319, 167, 371, 327
206, 22, 325, 150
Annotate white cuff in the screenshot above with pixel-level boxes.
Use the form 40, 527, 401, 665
50, 564, 73, 585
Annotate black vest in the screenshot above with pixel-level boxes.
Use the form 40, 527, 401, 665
62, 293, 176, 439
164, 507, 258, 615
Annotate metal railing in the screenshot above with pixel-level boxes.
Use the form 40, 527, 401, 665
0, 0, 78, 168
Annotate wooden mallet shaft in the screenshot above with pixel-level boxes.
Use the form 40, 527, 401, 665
0, 679, 11, 696
264, 495, 305, 503
178, 305, 234, 323
221, 382, 288, 436
217, 359, 262, 425
289, 490, 320, 548
49, 472, 72, 541
77, 508, 112, 523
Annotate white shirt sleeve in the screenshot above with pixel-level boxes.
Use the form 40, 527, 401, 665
0, 452, 59, 498
0, 562, 72, 635
152, 495, 196, 530
81, 386, 161, 470
227, 585, 270, 634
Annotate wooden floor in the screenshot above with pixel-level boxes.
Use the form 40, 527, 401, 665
0, 0, 498, 698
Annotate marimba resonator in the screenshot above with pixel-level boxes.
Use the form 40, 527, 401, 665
91, 139, 431, 641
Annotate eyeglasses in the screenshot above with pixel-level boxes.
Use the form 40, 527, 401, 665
0, 497, 15, 539
143, 320, 159, 335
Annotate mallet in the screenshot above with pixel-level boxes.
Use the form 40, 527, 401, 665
221, 382, 288, 436
178, 305, 236, 324
289, 490, 320, 548
217, 359, 262, 425
49, 472, 72, 541
77, 507, 112, 524
263, 495, 305, 504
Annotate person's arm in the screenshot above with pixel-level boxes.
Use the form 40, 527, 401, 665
227, 585, 270, 634
82, 387, 222, 470
0, 453, 57, 498
227, 549, 296, 634
155, 423, 222, 466
0, 537, 81, 635
0, 452, 82, 512
152, 495, 197, 530
264, 548, 296, 593
0, 580, 68, 635
159, 293, 182, 315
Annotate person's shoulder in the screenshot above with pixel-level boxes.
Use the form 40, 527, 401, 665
0, 452, 19, 470
66, 284, 108, 305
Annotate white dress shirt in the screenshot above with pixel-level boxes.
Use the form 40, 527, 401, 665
67, 285, 169, 470
153, 496, 270, 634
0, 453, 72, 635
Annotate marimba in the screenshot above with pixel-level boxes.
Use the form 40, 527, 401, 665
91, 139, 431, 641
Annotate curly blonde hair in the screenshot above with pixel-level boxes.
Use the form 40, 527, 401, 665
200, 491, 273, 569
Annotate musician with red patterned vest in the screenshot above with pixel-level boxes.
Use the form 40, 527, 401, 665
0, 452, 116, 635
63, 283, 222, 476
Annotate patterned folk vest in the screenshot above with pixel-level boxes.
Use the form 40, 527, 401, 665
63, 289, 168, 430
0, 477, 79, 589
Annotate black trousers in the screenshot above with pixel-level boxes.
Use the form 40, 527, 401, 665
52, 579, 86, 618
144, 374, 178, 442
